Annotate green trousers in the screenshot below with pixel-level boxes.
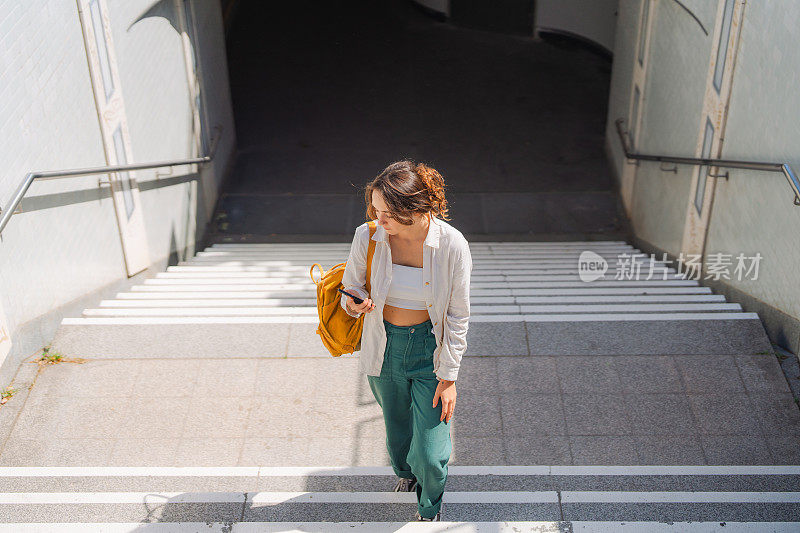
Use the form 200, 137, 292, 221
367, 318, 452, 519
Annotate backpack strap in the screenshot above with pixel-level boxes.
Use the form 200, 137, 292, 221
365, 220, 378, 295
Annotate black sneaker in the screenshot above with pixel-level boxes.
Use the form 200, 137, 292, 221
393, 476, 417, 492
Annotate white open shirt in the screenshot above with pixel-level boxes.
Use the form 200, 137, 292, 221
340, 215, 472, 382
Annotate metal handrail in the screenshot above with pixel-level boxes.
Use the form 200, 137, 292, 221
615, 118, 800, 207
0, 125, 223, 236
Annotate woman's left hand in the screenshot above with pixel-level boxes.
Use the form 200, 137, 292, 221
433, 379, 456, 423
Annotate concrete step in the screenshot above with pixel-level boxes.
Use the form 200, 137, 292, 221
3, 522, 798, 532
81, 303, 744, 317
110, 287, 718, 300
51, 314, 765, 358
211, 239, 632, 244
179, 260, 673, 269
187, 251, 657, 261
95, 295, 727, 307
129, 280, 702, 293
193, 244, 645, 252
1, 466, 798, 524
199, 245, 644, 253
159, 266, 679, 277
50, 241, 771, 359
59, 312, 759, 324
210, 242, 639, 249
168, 267, 676, 276
193, 249, 646, 258
142, 274, 691, 286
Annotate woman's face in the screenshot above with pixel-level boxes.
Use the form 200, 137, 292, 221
371, 190, 426, 235
371, 190, 396, 232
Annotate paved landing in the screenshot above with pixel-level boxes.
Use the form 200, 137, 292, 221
3, 355, 798, 468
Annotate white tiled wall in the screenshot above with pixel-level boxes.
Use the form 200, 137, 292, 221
705, 3, 800, 319
605, 0, 800, 324
0, 0, 236, 379
629, 0, 716, 254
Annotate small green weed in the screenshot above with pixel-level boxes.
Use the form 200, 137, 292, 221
38, 346, 64, 364
0, 386, 17, 405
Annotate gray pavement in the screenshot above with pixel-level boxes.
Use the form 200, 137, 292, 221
2, 353, 798, 467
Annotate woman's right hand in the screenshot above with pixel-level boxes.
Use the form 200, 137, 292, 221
347, 294, 375, 314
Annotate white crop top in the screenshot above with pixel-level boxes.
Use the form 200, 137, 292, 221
385, 263, 427, 310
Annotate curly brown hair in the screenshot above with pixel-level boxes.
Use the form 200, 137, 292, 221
364, 160, 450, 225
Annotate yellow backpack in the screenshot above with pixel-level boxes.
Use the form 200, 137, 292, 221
310, 220, 378, 356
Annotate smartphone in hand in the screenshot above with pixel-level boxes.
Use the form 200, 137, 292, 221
337, 287, 364, 305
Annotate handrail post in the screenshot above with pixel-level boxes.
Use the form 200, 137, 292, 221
0, 172, 38, 237
782, 164, 800, 206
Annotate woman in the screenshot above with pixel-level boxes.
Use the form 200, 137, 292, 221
340, 160, 472, 522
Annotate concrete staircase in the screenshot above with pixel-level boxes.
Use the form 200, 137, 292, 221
24, 241, 799, 529
1, 465, 799, 528
50, 240, 772, 358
